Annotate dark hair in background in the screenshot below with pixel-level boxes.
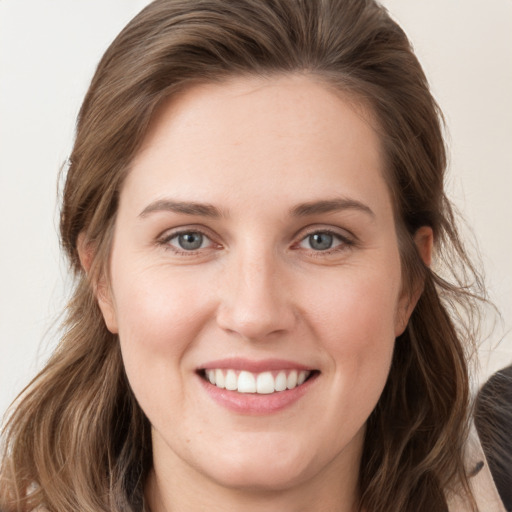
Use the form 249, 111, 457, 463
475, 364, 512, 510
0, 1, 485, 510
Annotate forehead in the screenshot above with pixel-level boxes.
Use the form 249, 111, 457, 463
123, 74, 390, 217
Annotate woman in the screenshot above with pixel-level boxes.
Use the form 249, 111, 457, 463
0, 0, 504, 510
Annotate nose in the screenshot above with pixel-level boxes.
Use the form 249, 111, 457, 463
216, 249, 297, 341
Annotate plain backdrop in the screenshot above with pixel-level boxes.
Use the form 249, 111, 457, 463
1, 0, 511, 417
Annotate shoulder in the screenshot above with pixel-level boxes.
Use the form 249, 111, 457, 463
446, 423, 507, 512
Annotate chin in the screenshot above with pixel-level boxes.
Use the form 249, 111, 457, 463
213, 466, 309, 493
202, 442, 316, 492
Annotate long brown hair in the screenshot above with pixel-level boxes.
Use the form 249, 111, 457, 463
0, 1, 485, 510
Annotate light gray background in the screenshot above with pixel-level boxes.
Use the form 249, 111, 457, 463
1, 0, 511, 417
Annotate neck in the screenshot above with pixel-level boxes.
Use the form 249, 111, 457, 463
146, 470, 360, 512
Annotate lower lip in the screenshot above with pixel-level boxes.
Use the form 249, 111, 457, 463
198, 372, 319, 414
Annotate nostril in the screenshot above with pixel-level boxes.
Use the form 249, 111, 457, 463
215, 273, 296, 340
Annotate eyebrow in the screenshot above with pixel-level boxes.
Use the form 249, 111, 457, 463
139, 199, 223, 218
138, 197, 375, 220
290, 198, 375, 218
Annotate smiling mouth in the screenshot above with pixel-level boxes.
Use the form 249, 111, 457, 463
199, 368, 318, 394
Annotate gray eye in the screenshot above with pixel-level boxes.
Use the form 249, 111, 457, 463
308, 233, 333, 251
177, 232, 204, 250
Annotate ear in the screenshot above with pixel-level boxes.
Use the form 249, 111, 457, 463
413, 225, 434, 268
77, 232, 119, 334
394, 226, 434, 336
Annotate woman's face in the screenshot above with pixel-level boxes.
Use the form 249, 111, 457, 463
97, 75, 415, 495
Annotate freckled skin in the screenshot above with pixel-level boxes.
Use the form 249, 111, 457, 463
95, 75, 422, 512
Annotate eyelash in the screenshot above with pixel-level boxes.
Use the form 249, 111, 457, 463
156, 227, 356, 256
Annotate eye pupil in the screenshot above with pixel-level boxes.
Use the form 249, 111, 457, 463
309, 233, 333, 251
178, 232, 203, 250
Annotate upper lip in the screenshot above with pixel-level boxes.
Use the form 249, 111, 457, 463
199, 357, 315, 373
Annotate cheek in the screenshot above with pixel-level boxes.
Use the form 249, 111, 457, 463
113, 263, 210, 344
306, 265, 401, 349
109, 265, 214, 404
303, 266, 400, 406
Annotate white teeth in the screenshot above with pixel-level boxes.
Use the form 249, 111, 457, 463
256, 372, 275, 394
237, 371, 256, 393
275, 371, 287, 391
204, 369, 312, 394
225, 369, 238, 390
215, 369, 225, 389
297, 370, 307, 386
287, 370, 298, 389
